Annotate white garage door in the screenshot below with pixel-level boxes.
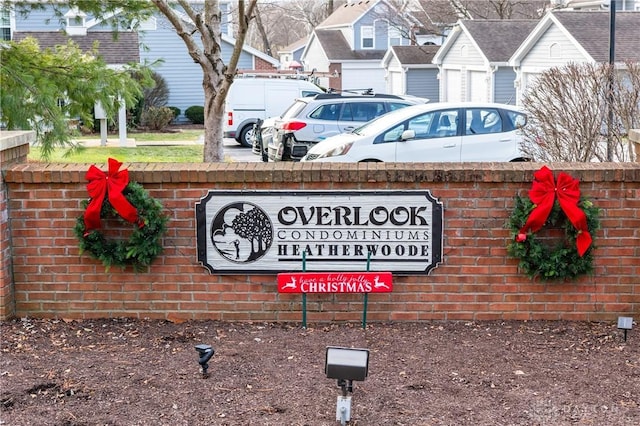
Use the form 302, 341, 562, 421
445, 70, 461, 102
342, 69, 386, 94
468, 71, 487, 102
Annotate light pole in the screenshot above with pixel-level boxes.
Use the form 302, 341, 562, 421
607, 0, 616, 161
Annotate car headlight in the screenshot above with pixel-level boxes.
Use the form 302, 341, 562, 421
317, 142, 354, 159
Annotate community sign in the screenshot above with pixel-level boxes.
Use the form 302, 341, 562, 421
195, 190, 443, 275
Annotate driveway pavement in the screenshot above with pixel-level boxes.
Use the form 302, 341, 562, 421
222, 138, 260, 162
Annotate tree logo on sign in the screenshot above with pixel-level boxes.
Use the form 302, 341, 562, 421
210, 202, 273, 263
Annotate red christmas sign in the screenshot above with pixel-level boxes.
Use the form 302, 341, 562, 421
277, 272, 393, 293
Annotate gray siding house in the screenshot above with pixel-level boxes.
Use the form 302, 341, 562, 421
12, 9, 141, 144
9, 2, 280, 122
509, 10, 640, 105
301, 0, 414, 93
381, 45, 440, 101
433, 19, 538, 104
563, 0, 639, 10
137, 13, 278, 120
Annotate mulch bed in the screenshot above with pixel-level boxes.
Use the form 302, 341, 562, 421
1, 318, 638, 425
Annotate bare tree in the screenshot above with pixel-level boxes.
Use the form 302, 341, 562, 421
520, 62, 639, 162
381, 0, 549, 43
610, 61, 640, 161
248, 0, 339, 52
454, 0, 549, 19
252, 4, 273, 57
151, 0, 258, 162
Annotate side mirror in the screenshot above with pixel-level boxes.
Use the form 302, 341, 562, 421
514, 115, 527, 129
400, 129, 415, 141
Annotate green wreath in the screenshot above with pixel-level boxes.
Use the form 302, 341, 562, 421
507, 194, 600, 281
74, 182, 168, 272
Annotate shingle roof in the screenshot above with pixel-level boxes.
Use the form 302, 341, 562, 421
462, 19, 539, 62
462, 0, 548, 20
315, 29, 386, 61
13, 31, 140, 64
389, 45, 440, 65
410, 0, 546, 28
552, 11, 640, 62
318, 0, 379, 28
279, 36, 308, 54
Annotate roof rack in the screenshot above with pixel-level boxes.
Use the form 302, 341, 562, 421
235, 71, 309, 80
327, 88, 375, 95
235, 69, 337, 79
313, 89, 403, 100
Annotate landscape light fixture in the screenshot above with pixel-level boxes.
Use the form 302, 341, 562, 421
325, 346, 369, 425
617, 317, 633, 342
195, 344, 215, 378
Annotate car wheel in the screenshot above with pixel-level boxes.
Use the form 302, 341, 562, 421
238, 125, 254, 148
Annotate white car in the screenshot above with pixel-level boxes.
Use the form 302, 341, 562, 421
301, 102, 530, 163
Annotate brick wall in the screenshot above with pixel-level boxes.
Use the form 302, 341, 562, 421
2, 158, 639, 323
0, 162, 10, 319
1, 132, 34, 319
252, 56, 277, 71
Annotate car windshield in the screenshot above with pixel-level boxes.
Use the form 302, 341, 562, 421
351, 107, 414, 136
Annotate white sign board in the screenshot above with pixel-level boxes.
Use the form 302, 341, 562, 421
196, 190, 443, 275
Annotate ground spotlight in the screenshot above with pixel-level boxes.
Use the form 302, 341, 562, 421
617, 317, 633, 342
195, 344, 215, 378
325, 346, 369, 425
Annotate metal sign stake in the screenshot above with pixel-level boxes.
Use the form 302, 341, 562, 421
362, 252, 372, 329
302, 252, 307, 329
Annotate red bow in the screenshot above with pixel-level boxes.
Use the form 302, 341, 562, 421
83, 158, 139, 232
518, 166, 592, 256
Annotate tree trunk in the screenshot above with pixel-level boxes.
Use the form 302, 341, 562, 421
253, 5, 272, 57
152, 0, 257, 163
203, 75, 225, 162
327, 0, 335, 16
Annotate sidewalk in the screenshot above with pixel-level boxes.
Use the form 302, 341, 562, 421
78, 138, 137, 147
77, 134, 204, 147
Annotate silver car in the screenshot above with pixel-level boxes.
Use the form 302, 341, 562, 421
251, 116, 277, 162
266, 92, 428, 162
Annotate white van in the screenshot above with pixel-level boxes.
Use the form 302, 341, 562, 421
223, 77, 323, 147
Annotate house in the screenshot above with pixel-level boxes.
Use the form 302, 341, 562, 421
433, 19, 539, 104
12, 9, 141, 145
560, 0, 640, 10
509, 10, 640, 105
7, 1, 280, 122
301, 0, 415, 93
137, 11, 279, 121
278, 36, 307, 71
378, 0, 546, 101
381, 45, 440, 100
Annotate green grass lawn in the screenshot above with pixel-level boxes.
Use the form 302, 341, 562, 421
28, 130, 206, 163
28, 145, 205, 163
